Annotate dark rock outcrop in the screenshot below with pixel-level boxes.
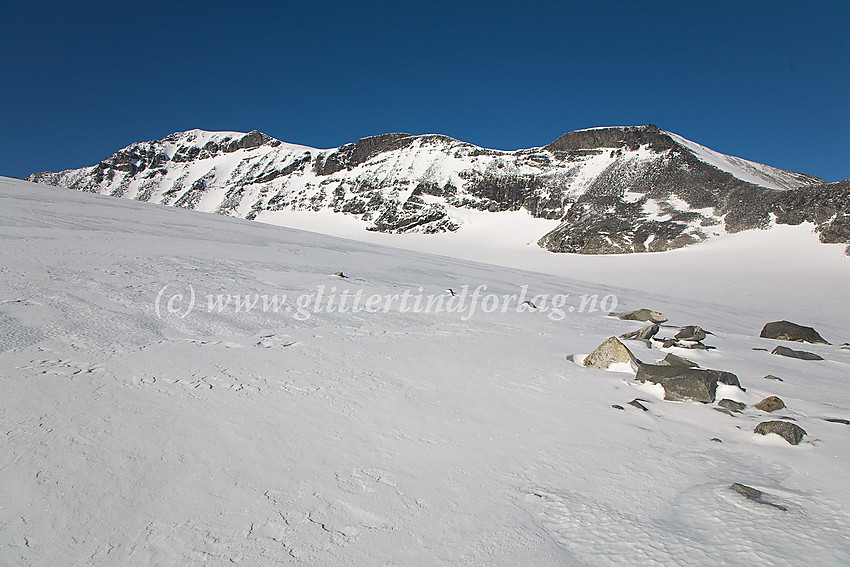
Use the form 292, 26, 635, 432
771, 345, 825, 361
760, 321, 830, 344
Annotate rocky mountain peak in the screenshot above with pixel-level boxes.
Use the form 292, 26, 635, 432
545, 124, 676, 153
26, 126, 848, 255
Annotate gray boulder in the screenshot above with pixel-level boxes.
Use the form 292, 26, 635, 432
610, 309, 668, 324
754, 421, 807, 445
583, 337, 638, 370
675, 325, 709, 342
771, 345, 824, 361
755, 396, 785, 412
620, 324, 660, 341
718, 399, 746, 412
636, 363, 743, 402
760, 321, 829, 344
764, 374, 783, 381
635, 364, 718, 403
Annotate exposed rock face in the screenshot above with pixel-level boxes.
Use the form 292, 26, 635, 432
771, 345, 825, 360
583, 337, 638, 370
755, 396, 786, 412
635, 364, 719, 403
27, 125, 847, 255
754, 421, 807, 445
611, 309, 668, 323
760, 321, 830, 344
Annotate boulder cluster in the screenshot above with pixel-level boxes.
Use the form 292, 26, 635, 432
581, 314, 844, 448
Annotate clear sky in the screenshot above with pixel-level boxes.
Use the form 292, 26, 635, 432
2, 1, 848, 181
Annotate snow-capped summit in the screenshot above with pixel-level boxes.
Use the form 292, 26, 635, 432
28, 125, 849, 255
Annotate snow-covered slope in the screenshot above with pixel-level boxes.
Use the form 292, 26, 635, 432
2, 176, 849, 565
665, 131, 818, 191
28, 125, 849, 255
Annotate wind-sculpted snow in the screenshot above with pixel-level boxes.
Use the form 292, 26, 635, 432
28, 125, 848, 255
2, 177, 850, 565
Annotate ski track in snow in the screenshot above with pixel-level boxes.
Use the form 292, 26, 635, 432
1, 177, 849, 566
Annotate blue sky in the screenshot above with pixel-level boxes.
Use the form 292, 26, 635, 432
2, 1, 848, 181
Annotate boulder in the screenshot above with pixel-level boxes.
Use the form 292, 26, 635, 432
760, 321, 829, 344
675, 325, 709, 342
583, 337, 638, 370
610, 309, 667, 324
718, 399, 746, 412
658, 353, 698, 368
620, 324, 659, 341
764, 374, 783, 381
771, 345, 824, 361
755, 396, 785, 412
754, 421, 807, 445
635, 364, 718, 403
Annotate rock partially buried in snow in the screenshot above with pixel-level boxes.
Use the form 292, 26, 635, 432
824, 417, 850, 425
712, 370, 743, 389
583, 337, 638, 370
718, 399, 746, 412
610, 309, 668, 324
754, 421, 807, 445
771, 345, 824, 361
658, 353, 699, 368
635, 364, 719, 403
620, 324, 659, 341
729, 483, 788, 511
661, 338, 709, 350
760, 321, 830, 344
675, 326, 709, 342
764, 374, 784, 381
755, 396, 786, 412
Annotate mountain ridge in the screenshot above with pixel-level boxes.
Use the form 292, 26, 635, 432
27, 125, 849, 255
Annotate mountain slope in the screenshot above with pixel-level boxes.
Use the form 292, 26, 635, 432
27, 125, 849, 255
2, 176, 850, 566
